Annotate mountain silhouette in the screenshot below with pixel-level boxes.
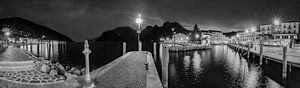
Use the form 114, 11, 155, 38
96, 26, 137, 42
96, 21, 192, 42
0, 17, 73, 42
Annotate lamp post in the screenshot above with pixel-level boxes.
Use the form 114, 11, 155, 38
2, 28, 10, 47
273, 18, 281, 34
136, 14, 142, 51
171, 28, 176, 46
273, 18, 282, 46
250, 26, 256, 48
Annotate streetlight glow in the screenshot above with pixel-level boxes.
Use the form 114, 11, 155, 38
251, 26, 256, 32
136, 14, 142, 24
195, 34, 200, 38
273, 18, 281, 25
5, 32, 10, 36
245, 30, 249, 33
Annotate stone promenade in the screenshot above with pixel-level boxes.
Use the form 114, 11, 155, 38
75, 51, 162, 88
1, 46, 162, 88
0, 45, 64, 87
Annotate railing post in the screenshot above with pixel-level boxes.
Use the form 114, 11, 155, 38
82, 40, 95, 88
282, 46, 287, 86
123, 42, 126, 55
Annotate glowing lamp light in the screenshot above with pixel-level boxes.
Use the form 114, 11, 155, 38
5, 32, 10, 36
273, 18, 281, 25
251, 26, 256, 32
135, 14, 142, 24
245, 30, 249, 33
195, 34, 200, 38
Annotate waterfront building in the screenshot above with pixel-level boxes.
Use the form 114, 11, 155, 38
258, 22, 299, 40
209, 32, 228, 44
258, 22, 300, 45
236, 32, 261, 44
172, 33, 189, 43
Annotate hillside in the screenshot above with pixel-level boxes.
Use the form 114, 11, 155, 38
0, 17, 73, 42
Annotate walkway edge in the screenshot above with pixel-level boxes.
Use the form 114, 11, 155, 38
146, 52, 163, 88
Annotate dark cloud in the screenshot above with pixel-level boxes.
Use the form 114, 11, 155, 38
0, 0, 300, 41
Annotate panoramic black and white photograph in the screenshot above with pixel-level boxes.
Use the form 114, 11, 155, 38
0, 0, 300, 88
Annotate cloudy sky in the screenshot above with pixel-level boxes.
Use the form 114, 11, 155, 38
0, 0, 300, 41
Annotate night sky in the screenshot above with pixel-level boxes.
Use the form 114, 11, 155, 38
0, 0, 300, 41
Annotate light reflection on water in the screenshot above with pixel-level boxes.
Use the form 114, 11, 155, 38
192, 51, 202, 74
20, 43, 62, 62
168, 45, 282, 88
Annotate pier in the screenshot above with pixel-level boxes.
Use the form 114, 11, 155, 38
227, 44, 300, 88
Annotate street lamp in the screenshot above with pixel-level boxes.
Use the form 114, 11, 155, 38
2, 28, 10, 47
136, 14, 143, 51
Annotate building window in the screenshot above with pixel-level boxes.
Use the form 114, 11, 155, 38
290, 36, 294, 39
275, 36, 280, 39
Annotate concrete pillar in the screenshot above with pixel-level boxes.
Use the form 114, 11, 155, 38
259, 43, 263, 65
138, 41, 142, 51
282, 46, 287, 86
290, 38, 294, 48
123, 42, 126, 55
161, 45, 169, 88
153, 42, 157, 62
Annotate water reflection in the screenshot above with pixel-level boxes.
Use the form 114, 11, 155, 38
168, 45, 282, 88
19, 41, 66, 62
192, 51, 202, 74
183, 56, 190, 69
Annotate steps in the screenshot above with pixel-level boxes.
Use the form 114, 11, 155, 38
0, 60, 35, 71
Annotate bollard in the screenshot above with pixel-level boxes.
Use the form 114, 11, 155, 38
123, 42, 126, 55
290, 38, 294, 48
138, 41, 142, 51
259, 44, 263, 65
282, 46, 287, 86
153, 42, 157, 62
82, 40, 95, 88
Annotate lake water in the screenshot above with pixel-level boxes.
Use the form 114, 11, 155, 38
19, 41, 129, 69
166, 45, 282, 88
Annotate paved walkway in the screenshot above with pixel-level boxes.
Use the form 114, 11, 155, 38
75, 52, 148, 88
0, 45, 32, 61
0, 45, 63, 86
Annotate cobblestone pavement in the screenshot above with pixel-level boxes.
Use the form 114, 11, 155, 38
0, 45, 32, 61
0, 70, 64, 84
